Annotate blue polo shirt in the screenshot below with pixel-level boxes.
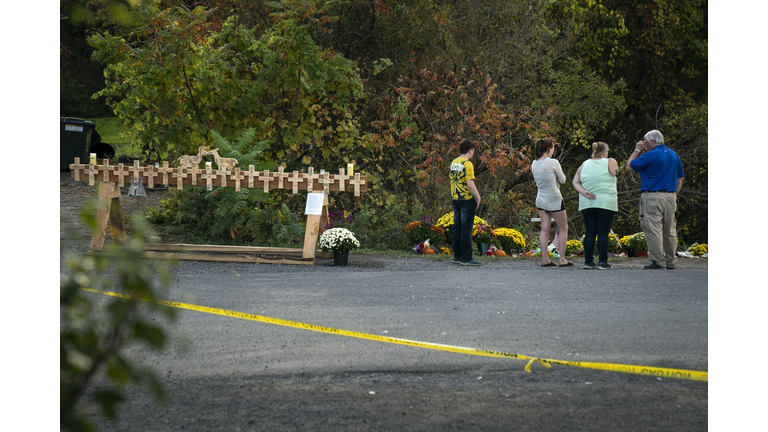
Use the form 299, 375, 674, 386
629, 145, 684, 192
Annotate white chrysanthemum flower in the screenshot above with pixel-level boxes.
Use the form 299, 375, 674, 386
318, 228, 360, 252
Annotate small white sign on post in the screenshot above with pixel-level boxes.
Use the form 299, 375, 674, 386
304, 192, 325, 215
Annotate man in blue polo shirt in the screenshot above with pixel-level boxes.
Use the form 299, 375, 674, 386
627, 130, 684, 269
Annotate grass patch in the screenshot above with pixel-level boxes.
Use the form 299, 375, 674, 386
87, 117, 142, 158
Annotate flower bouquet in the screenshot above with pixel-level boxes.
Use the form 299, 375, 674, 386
405, 215, 446, 251
473, 223, 498, 254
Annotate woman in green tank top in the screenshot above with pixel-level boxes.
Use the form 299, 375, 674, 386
572, 142, 619, 269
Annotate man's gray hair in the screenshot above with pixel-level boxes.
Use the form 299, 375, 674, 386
644, 130, 664, 144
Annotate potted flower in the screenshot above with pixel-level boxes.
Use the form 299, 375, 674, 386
627, 232, 648, 257
318, 228, 360, 266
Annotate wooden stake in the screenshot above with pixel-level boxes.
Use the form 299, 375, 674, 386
146, 165, 159, 189
173, 167, 187, 190
131, 160, 142, 182
247, 165, 257, 189
288, 170, 302, 194
262, 170, 271, 193
85, 162, 97, 186
114, 163, 128, 186
233, 167, 242, 192
102, 159, 113, 183
305, 167, 319, 193
276, 166, 288, 189
89, 182, 125, 251
217, 166, 229, 188
201, 164, 217, 191
302, 192, 328, 260
71, 157, 84, 181
349, 172, 366, 197
319, 171, 334, 194
336, 168, 349, 192
191, 165, 199, 186
159, 161, 171, 186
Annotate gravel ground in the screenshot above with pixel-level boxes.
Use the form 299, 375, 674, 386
61, 170, 708, 431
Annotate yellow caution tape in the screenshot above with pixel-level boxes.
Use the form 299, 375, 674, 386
81, 288, 708, 382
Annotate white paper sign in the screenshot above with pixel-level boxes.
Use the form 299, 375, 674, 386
304, 193, 324, 215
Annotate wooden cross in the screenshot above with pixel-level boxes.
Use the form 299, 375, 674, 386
159, 161, 171, 186
349, 172, 366, 197
336, 168, 349, 192
261, 170, 272, 193
146, 165, 159, 189
201, 164, 217, 191
173, 167, 187, 190
102, 159, 113, 183
275, 166, 289, 189
318, 171, 334, 194
232, 167, 243, 192
131, 160, 143, 183
216, 166, 229, 188
246, 165, 258, 189
288, 170, 302, 194
84, 162, 98, 186
305, 167, 320, 193
71, 157, 85, 182
191, 165, 199, 186
114, 163, 129, 186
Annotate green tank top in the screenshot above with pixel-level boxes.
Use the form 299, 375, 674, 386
578, 158, 618, 212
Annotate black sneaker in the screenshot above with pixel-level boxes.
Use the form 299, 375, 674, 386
583, 261, 598, 269
644, 261, 665, 269
452, 259, 462, 264
666, 263, 675, 269
598, 262, 613, 270
461, 259, 483, 266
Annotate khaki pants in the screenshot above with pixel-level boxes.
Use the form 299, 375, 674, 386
639, 192, 678, 265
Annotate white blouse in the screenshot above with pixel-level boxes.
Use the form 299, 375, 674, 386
532, 157, 566, 212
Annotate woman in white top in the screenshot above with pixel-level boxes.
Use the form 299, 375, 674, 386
532, 138, 572, 266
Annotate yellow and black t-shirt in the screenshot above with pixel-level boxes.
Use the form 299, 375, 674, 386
450, 157, 475, 201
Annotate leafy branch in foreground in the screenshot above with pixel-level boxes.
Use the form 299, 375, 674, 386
60, 212, 177, 431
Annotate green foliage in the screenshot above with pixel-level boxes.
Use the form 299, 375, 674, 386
349, 193, 421, 251
145, 128, 306, 246
75, 0, 707, 250
89, 3, 368, 164
61, 212, 176, 431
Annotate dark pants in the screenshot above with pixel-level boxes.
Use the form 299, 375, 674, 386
582, 208, 616, 264
452, 199, 476, 262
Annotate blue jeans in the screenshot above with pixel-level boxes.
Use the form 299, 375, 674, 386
582, 208, 616, 264
452, 200, 476, 262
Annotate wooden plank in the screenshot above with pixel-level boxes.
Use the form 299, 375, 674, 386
143, 244, 305, 255
143, 251, 315, 265
89, 182, 116, 251
108, 182, 126, 245
302, 192, 328, 259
